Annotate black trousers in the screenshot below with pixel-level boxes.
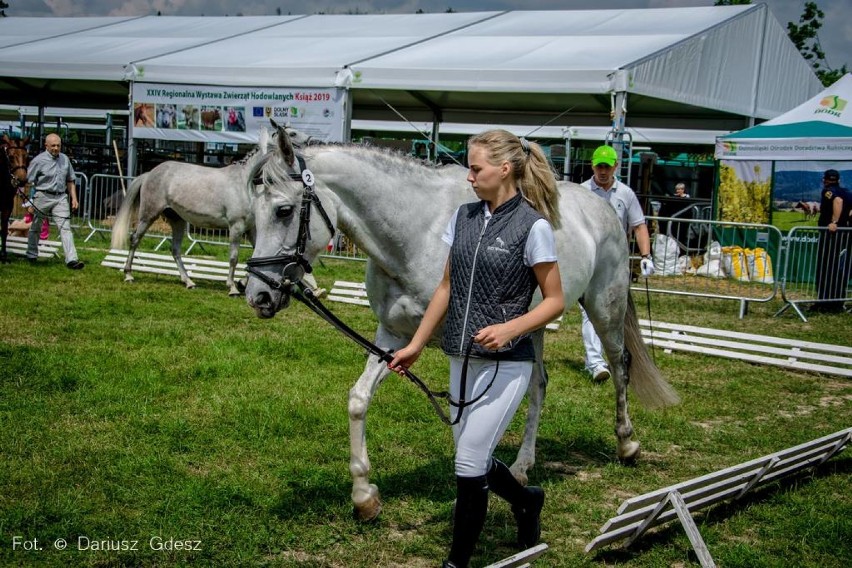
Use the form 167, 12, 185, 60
815, 230, 852, 306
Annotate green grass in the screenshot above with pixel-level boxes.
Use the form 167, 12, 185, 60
0, 241, 850, 567
772, 210, 817, 233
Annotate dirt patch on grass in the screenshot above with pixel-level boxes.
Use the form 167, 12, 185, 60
777, 393, 851, 418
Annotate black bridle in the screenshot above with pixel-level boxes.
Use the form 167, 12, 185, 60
244, 153, 493, 426
245, 156, 334, 296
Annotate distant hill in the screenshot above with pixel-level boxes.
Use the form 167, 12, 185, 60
773, 169, 852, 201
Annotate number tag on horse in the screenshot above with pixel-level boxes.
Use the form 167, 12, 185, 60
301, 169, 315, 187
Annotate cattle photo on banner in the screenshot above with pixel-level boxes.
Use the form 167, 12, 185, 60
131, 82, 347, 143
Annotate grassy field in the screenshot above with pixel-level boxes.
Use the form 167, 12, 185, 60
0, 241, 850, 568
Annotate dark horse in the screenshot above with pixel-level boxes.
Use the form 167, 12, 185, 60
1, 135, 29, 262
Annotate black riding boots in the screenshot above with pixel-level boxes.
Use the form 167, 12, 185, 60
486, 458, 545, 549
443, 474, 489, 568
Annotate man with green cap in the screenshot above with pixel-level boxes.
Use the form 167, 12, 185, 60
579, 144, 653, 381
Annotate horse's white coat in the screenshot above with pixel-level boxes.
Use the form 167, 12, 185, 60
247, 129, 680, 520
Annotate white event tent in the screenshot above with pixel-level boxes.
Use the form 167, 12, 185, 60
0, 4, 822, 159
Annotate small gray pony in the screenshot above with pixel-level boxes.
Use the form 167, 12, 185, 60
111, 129, 274, 295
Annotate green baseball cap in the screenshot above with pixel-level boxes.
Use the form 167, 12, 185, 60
592, 145, 618, 167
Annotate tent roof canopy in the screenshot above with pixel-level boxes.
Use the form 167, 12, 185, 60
0, 6, 821, 131
716, 73, 852, 161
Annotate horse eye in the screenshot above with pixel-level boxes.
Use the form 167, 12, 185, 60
275, 205, 295, 219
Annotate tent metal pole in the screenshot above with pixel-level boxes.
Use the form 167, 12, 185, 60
127, 81, 137, 177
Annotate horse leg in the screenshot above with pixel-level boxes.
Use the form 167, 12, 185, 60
349, 354, 391, 521
226, 224, 245, 296
349, 326, 403, 521
591, 300, 640, 463
510, 328, 547, 486
1, 209, 9, 263
168, 218, 195, 289
123, 217, 156, 283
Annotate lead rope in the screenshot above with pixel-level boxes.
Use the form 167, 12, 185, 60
291, 284, 498, 426
644, 276, 656, 364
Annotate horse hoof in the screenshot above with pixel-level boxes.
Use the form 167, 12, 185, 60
353, 496, 382, 522
618, 441, 641, 464
509, 465, 529, 487
123, 275, 135, 283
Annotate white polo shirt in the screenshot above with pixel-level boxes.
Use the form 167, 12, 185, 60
581, 177, 645, 234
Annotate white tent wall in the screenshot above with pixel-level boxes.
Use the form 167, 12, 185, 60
752, 10, 824, 119
627, 5, 770, 118
0, 7, 823, 147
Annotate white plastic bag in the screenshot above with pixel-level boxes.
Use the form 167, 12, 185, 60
652, 234, 682, 276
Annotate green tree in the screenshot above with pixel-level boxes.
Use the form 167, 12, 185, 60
787, 1, 848, 86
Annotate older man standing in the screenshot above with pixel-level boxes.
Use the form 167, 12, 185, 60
26, 133, 84, 269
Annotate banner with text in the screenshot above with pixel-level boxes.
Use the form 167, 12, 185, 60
131, 82, 346, 143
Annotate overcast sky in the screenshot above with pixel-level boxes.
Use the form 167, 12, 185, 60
11, 0, 850, 78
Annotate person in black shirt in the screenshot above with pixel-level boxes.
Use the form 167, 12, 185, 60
814, 169, 850, 313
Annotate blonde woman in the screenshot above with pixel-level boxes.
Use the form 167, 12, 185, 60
389, 129, 563, 567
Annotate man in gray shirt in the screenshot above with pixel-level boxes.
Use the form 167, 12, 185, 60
26, 133, 83, 269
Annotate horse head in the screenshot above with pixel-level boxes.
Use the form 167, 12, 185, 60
3, 135, 30, 188
244, 122, 336, 318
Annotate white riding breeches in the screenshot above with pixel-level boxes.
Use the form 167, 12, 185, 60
450, 356, 532, 477
580, 305, 606, 371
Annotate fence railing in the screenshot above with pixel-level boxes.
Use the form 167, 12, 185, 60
775, 225, 851, 322
634, 216, 782, 318
72, 176, 850, 322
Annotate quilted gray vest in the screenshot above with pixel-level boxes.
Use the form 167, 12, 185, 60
441, 192, 542, 360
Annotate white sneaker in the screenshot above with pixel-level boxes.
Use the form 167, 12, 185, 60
591, 365, 611, 382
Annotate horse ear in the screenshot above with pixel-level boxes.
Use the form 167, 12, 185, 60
274, 121, 295, 167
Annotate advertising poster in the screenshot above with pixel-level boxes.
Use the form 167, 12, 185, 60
131, 82, 346, 143
771, 161, 852, 230
717, 159, 772, 224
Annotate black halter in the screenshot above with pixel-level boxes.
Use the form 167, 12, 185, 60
245, 155, 335, 294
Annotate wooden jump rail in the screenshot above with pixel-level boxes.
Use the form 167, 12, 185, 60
4, 235, 62, 258
101, 249, 247, 283
639, 319, 852, 378
585, 427, 852, 567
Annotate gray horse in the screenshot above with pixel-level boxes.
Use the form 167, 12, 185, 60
111, 129, 273, 295
246, 125, 680, 521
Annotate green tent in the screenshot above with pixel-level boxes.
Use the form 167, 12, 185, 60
716, 73, 852, 161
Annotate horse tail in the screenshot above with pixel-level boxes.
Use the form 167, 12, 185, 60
624, 292, 681, 409
111, 174, 145, 249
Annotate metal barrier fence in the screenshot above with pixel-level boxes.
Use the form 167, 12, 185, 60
80, 173, 365, 262
775, 226, 851, 322
633, 216, 783, 318
48, 177, 852, 322
82, 173, 159, 244
71, 172, 88, 233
